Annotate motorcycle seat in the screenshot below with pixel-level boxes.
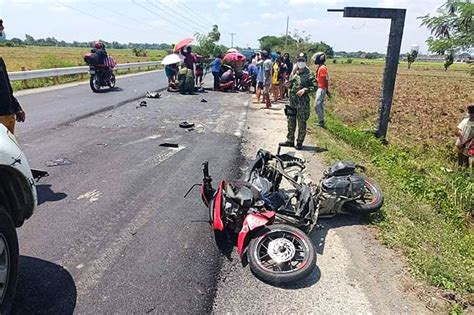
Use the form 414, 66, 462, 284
225, 180, 260, 208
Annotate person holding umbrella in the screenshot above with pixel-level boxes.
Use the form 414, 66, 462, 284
280, 54, 316, 150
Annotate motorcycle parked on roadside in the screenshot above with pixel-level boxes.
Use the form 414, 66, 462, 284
186, 162, 317, 286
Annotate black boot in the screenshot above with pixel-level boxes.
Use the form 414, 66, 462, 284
279, 141, 294, 147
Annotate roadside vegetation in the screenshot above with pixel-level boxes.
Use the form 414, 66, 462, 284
309, 60, 473, 309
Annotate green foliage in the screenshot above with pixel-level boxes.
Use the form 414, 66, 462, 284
258, 30, 334, 59
310, 106, 474, 295
38, 55, 75, 68
419, 0, 473, 67
407, 50, 418, 69
194, 25, 225, 58
346, 58, 353, 64
3, 34, 172, 50
445, 52, 455, 70
132, 48, 148, 57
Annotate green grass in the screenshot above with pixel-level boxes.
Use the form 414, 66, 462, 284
309, 96, 473, 307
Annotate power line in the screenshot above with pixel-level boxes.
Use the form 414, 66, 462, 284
170, 0, 214, 30
56, 1, 137, 33
173, 0, 216, 28
131, 0, 195, 36
230, 32, 236, 47
95, 1, 185, 37
145, 0, 208, 34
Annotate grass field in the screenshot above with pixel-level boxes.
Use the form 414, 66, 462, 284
0, 46, 167, 71
0, 46, 167, 91
311, 60, 473, 311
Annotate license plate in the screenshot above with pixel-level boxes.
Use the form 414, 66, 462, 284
89, 70, 96, 75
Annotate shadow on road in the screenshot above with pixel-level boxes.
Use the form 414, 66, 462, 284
311, 214, 372, 255
37, 184, 67, 205
12, 256, 76, 314
300, 145, 328, 153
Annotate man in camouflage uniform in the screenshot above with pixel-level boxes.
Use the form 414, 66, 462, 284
280, 54, 316, 150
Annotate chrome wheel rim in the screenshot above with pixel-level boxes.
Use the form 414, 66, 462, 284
256, 230, 309, 273
0, 234, 10, 304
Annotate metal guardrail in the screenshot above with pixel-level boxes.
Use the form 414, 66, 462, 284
9, 61, 161, 81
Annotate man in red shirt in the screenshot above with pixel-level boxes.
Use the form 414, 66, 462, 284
313, 52, 329, 127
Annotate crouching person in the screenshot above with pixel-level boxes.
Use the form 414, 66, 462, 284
279, 55, 316, 150
177, 63, 195, 95
455, 105, 474, 167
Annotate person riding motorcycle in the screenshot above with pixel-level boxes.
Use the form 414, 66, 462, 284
91, 41, 108, 64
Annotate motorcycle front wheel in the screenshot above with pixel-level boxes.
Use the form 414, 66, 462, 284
248, 224, 316, 286
344, 178, 384, 214
90, 75, 101, 93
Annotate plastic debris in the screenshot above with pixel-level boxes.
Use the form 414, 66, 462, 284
179, 121, 195, 129
200, 99, 208, 103
146, 92, 161, 99
45, 158, 72, 167
159, 143, 179, 148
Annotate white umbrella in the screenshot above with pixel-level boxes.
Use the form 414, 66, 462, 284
227, 48, 239, 53
161, 53, 184, 65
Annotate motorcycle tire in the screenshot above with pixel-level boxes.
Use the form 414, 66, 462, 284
108, 74, 116, 89
90, 75, 101, 93
0, 207, 19, 314
344, 178, 384, 214
248, 224, 316, 286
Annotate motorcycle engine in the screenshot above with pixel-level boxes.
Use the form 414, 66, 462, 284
321, 175, 365, 198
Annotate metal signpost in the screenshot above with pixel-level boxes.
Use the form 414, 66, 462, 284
328, 7, 406, 141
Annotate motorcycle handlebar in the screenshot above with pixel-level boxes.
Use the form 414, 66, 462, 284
202, 161, 210, 178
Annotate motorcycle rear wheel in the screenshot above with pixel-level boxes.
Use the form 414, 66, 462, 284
90, 75, 101, 93
248, 224, 316, 286
344, 178, 384, 213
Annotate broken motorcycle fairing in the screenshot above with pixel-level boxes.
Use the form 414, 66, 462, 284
191, 161, 316, 286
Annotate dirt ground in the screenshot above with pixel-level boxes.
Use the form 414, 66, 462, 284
213, 95, 436, 314
328, 63, 474, 150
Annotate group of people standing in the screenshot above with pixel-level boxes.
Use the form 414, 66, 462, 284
249, 50, 330, 150
164, 45, 205, 95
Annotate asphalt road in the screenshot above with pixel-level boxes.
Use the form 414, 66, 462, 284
11, 74, 250, 313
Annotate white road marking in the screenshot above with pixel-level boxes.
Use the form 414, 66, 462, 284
62, 145, 184, 297
123, 134, 162, 146
233, 101, 250, 137
77, 190, 102, 202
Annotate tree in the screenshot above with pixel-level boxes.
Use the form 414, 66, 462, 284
208, 25, 221, 42
407, 50, 418, 69
419, 0, 473, 71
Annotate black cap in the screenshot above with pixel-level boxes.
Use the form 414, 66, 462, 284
468, 105, 474, 114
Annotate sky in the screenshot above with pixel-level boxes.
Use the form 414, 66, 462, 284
0, 0, 445, 54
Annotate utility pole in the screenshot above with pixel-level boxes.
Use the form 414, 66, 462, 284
285, 16, 289, 49
229, 33, 236, 48
328, 7, 406, 142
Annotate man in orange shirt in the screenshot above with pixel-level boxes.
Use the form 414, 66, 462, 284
313, 52, 329, 128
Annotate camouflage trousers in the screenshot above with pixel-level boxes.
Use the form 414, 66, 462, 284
286, 103, 310, 144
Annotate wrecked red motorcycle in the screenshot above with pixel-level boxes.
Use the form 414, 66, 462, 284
186, 162, 317, 285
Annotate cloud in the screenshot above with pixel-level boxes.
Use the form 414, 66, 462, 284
260, 12, 286, 20
216, 0, 242, 10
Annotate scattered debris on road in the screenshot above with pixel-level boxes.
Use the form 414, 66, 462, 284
136, 100, 147, 108
200, 99, 208, 103
77, 189, 102, 202
146, 91, 161, 99
96, 143, 108, 147
179, 121, 195, 129
159, 143, 179, 148
45, 158, 72, 167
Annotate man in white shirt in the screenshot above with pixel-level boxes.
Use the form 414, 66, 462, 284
261, 50, 273, 109
455, 105, 474, 167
